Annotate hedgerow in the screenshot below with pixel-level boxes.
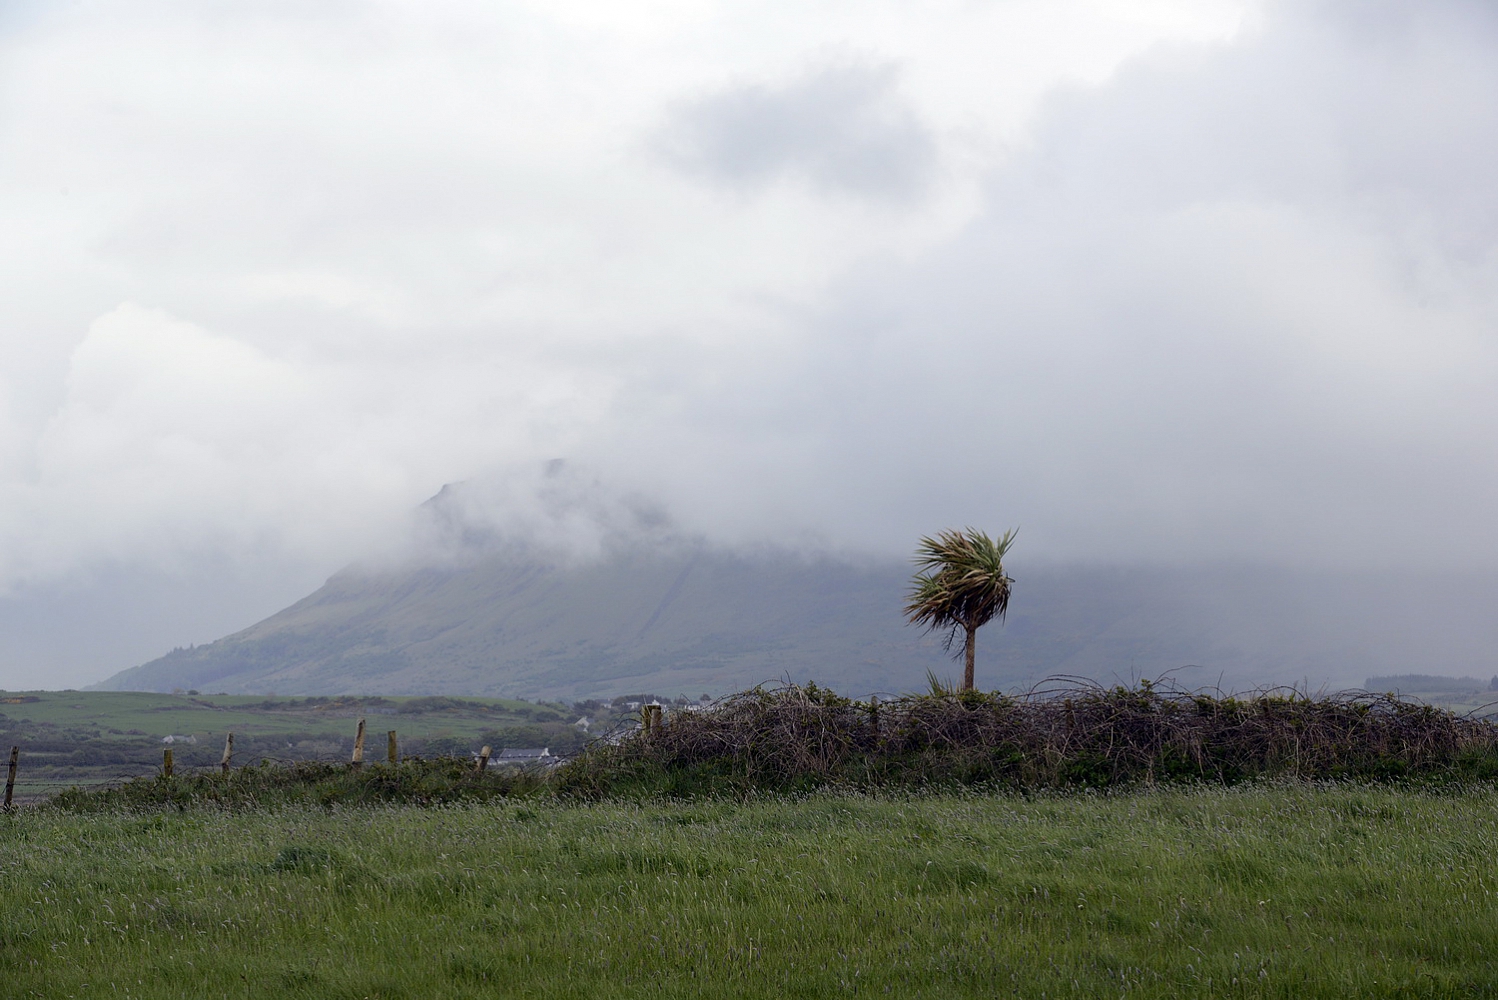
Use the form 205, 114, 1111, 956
44, 680, 1498, 809
555, 679, 1498, 796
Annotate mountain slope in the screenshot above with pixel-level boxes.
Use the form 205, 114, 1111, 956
96, 548, 959, 698
95, 545, 1498, 699
93, 474, 1498, 699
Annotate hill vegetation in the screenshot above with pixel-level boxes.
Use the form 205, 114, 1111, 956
0, 689, 658, 800
72, 474, 1498, 702
1366, 673, 1498, 694
42, 681, 1498, 810
95, 548, 956, 700
91, 551, 1498, 702
563, 681, 1498, 797
26, 681, 1498, 995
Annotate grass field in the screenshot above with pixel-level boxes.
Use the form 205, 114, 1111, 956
7, 783, 1498, 998
0, 690, 634, 800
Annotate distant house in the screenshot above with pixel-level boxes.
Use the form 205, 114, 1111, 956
597, 725, 640, 747
160, 734, 198, 744
573, 717, 590, 730
496, 747, 561, 767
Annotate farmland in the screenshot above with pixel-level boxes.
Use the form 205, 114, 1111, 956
8, 784, 1498, 997
11, 683, 1498, 997
0, 690, 648, 800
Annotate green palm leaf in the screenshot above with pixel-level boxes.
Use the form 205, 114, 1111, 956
904, 527, 1016, 691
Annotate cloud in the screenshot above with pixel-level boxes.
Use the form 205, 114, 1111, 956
9, 304, 356, 582
5, 0, 1498, 688
5, 302, 617, 587
655, 62, 937, 202
584, 0, 1498, 570
0, 2, 1243, 602
392, 461, 681, 570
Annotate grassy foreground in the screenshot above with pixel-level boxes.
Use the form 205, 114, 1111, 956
6, 785, 1498, 998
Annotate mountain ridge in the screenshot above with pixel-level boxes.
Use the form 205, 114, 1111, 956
93, 475, 1498, 699
95, 546, 1498, 700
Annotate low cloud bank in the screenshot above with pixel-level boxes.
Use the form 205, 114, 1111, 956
0, 2, 1494, 687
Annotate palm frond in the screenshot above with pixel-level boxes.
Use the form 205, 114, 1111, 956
904, 526, 1017, 652
925, 669, 955, 697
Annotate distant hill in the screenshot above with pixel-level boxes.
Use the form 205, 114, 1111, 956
94, 551, 1498, 701
1365, 674, 1497, 694
93, 476, 1498, 700
97, 548, 957, 700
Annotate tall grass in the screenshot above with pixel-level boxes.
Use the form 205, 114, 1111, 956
7, 785, 1498, 997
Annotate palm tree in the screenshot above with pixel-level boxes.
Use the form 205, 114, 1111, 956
904, 527, 1017, 692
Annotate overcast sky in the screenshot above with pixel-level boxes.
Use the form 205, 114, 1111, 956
2, 0, 1496, 686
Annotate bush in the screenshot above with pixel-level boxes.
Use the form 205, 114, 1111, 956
555, 680, 1498, 797
49, 680, 1498, 808
49, 757, 546, 812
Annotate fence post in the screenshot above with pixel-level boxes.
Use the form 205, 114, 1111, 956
4, 746, 16, 809
221, 733, 233, 774
387, 730, 398, 764
475, 745, 491, 772
163, 748, 173, 778
352, 718, 366, 768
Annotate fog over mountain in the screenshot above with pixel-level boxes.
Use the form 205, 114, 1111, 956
2, 1, 1496, 689
97, 469, 1498, 699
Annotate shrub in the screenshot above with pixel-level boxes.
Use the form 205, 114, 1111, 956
49, 757, 545, 812
48, 680, 1498, 808
555, 680, 1498, 797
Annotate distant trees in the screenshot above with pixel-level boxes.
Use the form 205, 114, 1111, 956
904, 527, 1016, 692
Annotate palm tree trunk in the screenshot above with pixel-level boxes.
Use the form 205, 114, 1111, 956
962, 625, 976, 691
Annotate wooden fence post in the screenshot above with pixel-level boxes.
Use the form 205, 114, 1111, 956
163, 748, 174, 777
475, 745, 491, 772
351, 718, 366, 768
221, 733, 233, 774
4, 746, 16, 809
387, 730, 398, 764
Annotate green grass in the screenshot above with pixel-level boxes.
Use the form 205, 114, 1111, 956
0, 690, 597, 799
7, 784, 1498, 997
0, 689, 551, 736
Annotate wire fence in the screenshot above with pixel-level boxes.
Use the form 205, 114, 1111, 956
0, 722, 601, 806
0, 695, 769, 807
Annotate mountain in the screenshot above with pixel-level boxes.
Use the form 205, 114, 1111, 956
93, 475, 1498, 699
96, 548, 952, 699
94, 549, 1498, 700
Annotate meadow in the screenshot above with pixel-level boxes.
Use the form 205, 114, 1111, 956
0, 690, 630, 800
8, 783, 1498, 998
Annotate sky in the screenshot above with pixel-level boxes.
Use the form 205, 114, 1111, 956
2, 0, 1496, 687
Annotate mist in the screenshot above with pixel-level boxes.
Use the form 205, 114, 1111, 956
1, 0, 1494, 689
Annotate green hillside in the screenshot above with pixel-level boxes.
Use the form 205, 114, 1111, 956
0, 688, 633, 800
100, 549, 1241, 701
89, 473, 1498, 700
97, 549, 965, 699
94, 545, 1490, 700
